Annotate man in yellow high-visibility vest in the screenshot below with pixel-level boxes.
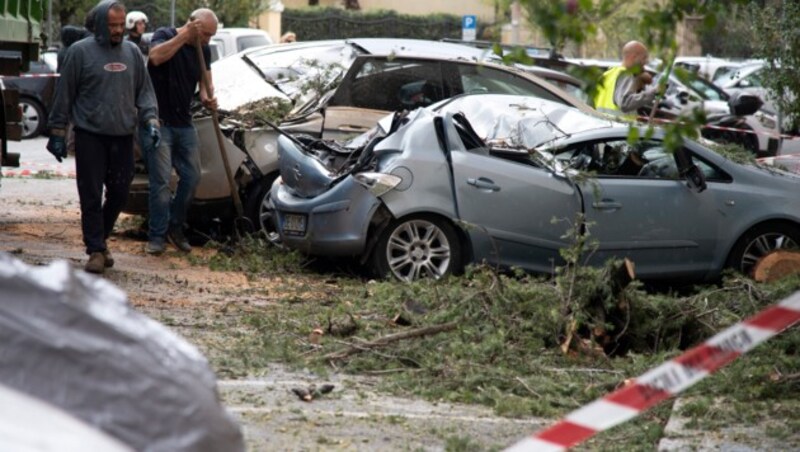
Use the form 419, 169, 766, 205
594, 41, 658, 115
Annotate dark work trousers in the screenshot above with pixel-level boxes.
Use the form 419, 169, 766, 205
74, 128, 135, 255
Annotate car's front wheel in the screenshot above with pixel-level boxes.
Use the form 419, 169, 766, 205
371, 215, 462, 281
19, 98, 45, 139
244, 173, 280, 243
726, 223, 800, 276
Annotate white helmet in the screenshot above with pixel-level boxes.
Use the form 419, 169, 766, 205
125, 11, 148, 30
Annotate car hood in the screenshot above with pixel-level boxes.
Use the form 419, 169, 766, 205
213, 54, 290, 112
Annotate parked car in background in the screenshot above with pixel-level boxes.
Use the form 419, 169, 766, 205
123, 38, 592, 236
1, 56, 57, 139
270, 94, 800, 282
211, 28, 272, 59
674, 56, 753, 82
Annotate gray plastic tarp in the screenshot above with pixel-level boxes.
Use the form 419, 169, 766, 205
0, 253, 245, 452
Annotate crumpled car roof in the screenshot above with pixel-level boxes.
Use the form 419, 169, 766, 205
0, 253, 244, 452
434, 94, 619, 149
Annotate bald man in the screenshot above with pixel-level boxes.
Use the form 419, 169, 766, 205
594, 40, 658, 114
143, 8, 219, 255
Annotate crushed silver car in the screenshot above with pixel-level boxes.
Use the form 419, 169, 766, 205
123, 38, 590, 237
271, 94, 800, 281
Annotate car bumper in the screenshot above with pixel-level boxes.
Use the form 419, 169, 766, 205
271, 176, 380, 256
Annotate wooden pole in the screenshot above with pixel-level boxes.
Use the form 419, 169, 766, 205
194, 37, 245, 220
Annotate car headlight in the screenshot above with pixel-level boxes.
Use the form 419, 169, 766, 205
757, 112, 777, 130
354, 172, 403, 197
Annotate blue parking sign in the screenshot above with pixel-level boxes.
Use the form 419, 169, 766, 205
462, 15, 476, 29
462, 15, 477, 41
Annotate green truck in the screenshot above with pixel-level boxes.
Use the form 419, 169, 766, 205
1, 0, 44, 170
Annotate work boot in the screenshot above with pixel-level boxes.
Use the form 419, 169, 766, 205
167, 228, 192, 253
85, 252, 106, 274
103, 249, 114, 268
145, 239, 166, 255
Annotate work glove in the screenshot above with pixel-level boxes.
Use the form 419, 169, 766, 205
146, 121, 161, 149
46, 134, 67, 163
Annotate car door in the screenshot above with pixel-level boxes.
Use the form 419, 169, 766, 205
448, 122, 582, 273
572, 138, 729, 279
323, 56, 446, 140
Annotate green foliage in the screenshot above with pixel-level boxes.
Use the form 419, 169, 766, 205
53, 0, 265, 31
751, 1, 800, 132
281, 7, 472, 41
191, 235, 305, 278
520, 0, 618, 53
224, 97, 293, 126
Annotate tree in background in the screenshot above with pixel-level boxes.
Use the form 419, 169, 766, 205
52, 0, 266, 34
342, 0, 361, 9
751, 0, 800, 132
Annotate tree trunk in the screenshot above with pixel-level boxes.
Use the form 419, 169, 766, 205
343, 0, 361, 10
753, 250, 800, 283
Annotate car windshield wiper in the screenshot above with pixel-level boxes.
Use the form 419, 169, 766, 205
241, 53, 290, 97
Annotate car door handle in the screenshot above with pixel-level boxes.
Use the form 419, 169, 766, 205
592, 199, 622, 210
337, 125, 369, 132
467, 177, 501, 192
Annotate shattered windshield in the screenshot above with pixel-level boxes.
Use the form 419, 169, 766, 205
245, 42, 361, 114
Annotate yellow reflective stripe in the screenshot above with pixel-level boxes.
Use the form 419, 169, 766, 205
594, 66, 625, 111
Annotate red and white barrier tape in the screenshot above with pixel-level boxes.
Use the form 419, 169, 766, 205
1, 169, 76, 178
505, 291, 800, 452
640, 115, 800, 141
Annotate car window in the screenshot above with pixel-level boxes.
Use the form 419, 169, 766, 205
557, 139, 727, 181
330, 58, 445, 111
741, 69, 764, 88
237, 35, 271, 53
211, 37, 225, 56
548, 79, 589, 103
452, 64, 567, 105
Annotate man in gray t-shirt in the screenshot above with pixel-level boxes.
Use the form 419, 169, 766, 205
613, 41, 658, 114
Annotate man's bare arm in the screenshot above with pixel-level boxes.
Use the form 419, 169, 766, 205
148, 22, 199, 66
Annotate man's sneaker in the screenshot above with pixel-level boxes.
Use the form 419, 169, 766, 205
85, 252, 106, 274
145, 240, 166, 255
103, 249, 114, 268
167, 228, 192, 253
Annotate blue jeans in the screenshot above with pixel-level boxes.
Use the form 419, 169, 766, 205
140, 125, 201, 242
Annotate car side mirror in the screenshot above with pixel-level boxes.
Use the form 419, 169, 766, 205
677, 90, 690, 105
674, 147, 707, 193
728, 92, 763, 116
682, 164, 707, 193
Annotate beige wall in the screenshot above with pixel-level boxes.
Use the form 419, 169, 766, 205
281, 0, 497, 21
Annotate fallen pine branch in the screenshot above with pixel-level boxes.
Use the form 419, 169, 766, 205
323, 321, 458, 361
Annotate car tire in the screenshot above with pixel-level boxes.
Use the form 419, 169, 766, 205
371, 214, 462, 281
726, 222, 800, 276
244, 173, 280, 243
19, 97, 45, 139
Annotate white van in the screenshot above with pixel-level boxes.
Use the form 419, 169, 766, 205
210, 28, 273, 59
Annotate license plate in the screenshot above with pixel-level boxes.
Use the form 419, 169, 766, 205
283, 214, 307, 236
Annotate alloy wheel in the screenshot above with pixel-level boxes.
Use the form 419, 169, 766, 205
385, 219, 452, 281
